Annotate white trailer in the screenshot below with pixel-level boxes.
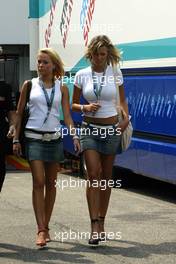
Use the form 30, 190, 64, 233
29, 0, 176, 70
29, 0, 176, 184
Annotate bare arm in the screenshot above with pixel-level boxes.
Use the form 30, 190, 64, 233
61, 85, 81, 152
118, 84, 130, 132
61, 85, 75, 129
72, 85, 83, 112
14, 81, 29, 140
6, 110, 16, 138
13, 81, 29, 156
72, 85, 100, 113
7, 111, 16, 125
119, 84, 129, 118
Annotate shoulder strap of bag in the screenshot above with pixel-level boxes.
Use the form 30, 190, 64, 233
26, 80, 32, 104
113, 67, 132, 123
113, 66, 120, 106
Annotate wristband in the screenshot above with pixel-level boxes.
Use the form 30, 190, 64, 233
80, 105, 84, 113
13, 139, 20, 144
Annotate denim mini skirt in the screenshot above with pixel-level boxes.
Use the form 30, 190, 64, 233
25, 138, 64, 162
80, 123, 121, 155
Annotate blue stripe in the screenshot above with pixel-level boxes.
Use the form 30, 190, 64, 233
118, 37, 176, 61
29, 0, 58, 18
72, 37, 176, 71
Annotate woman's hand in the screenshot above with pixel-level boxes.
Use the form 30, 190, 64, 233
84, 103, 101, 114
73, 137, 81, 154
13, 142, 22, 157
7, 125, 16, 138
117, 107, 130, 133
118, 118, 129, 133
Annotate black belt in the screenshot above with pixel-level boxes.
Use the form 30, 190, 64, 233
25, 128, 56, 134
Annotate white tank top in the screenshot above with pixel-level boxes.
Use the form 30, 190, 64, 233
74, 65, 123, 118
26, 77, 62, 132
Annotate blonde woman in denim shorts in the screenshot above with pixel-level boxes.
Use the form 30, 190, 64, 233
72, 35, 129, 245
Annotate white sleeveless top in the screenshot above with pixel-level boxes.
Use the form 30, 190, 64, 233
26, 77, 62, 132
74, 65, 123, 118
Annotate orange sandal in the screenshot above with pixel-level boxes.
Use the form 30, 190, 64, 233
36, 229, 46, 247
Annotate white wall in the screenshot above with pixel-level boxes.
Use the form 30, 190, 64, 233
0, 0, 29, 44
35, 0, 176, 70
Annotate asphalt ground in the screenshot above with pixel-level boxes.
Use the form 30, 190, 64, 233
0, 170, 176, 264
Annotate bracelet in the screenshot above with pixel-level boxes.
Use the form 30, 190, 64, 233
13, 139, 20, 144
80, 105, 84, 113
73, 135, 79, 140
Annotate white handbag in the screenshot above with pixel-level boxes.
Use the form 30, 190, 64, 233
113, 66, 133, 152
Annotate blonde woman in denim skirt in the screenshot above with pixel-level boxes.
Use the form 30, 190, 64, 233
13, 48, 80, 247
72, 35, 130, 245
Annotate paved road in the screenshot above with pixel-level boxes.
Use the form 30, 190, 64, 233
0, 171, 176, 264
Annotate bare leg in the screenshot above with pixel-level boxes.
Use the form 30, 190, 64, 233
30, 160, 46, 246
84, 150, 102, 242
44, 162, 58, 240
30, 160, 45, 230
99, 154, 115, 236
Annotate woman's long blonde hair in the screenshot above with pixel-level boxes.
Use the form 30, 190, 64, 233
38, 48, 65, 79
85, 35, 121, 66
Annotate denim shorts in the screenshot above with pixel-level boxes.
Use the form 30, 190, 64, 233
25, 138, 64, 162
80, 122, 121, 155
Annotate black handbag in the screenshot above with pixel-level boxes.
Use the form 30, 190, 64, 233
20, 80, 32, 156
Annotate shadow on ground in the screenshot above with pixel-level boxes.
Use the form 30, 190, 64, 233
113, 167, 176, 204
